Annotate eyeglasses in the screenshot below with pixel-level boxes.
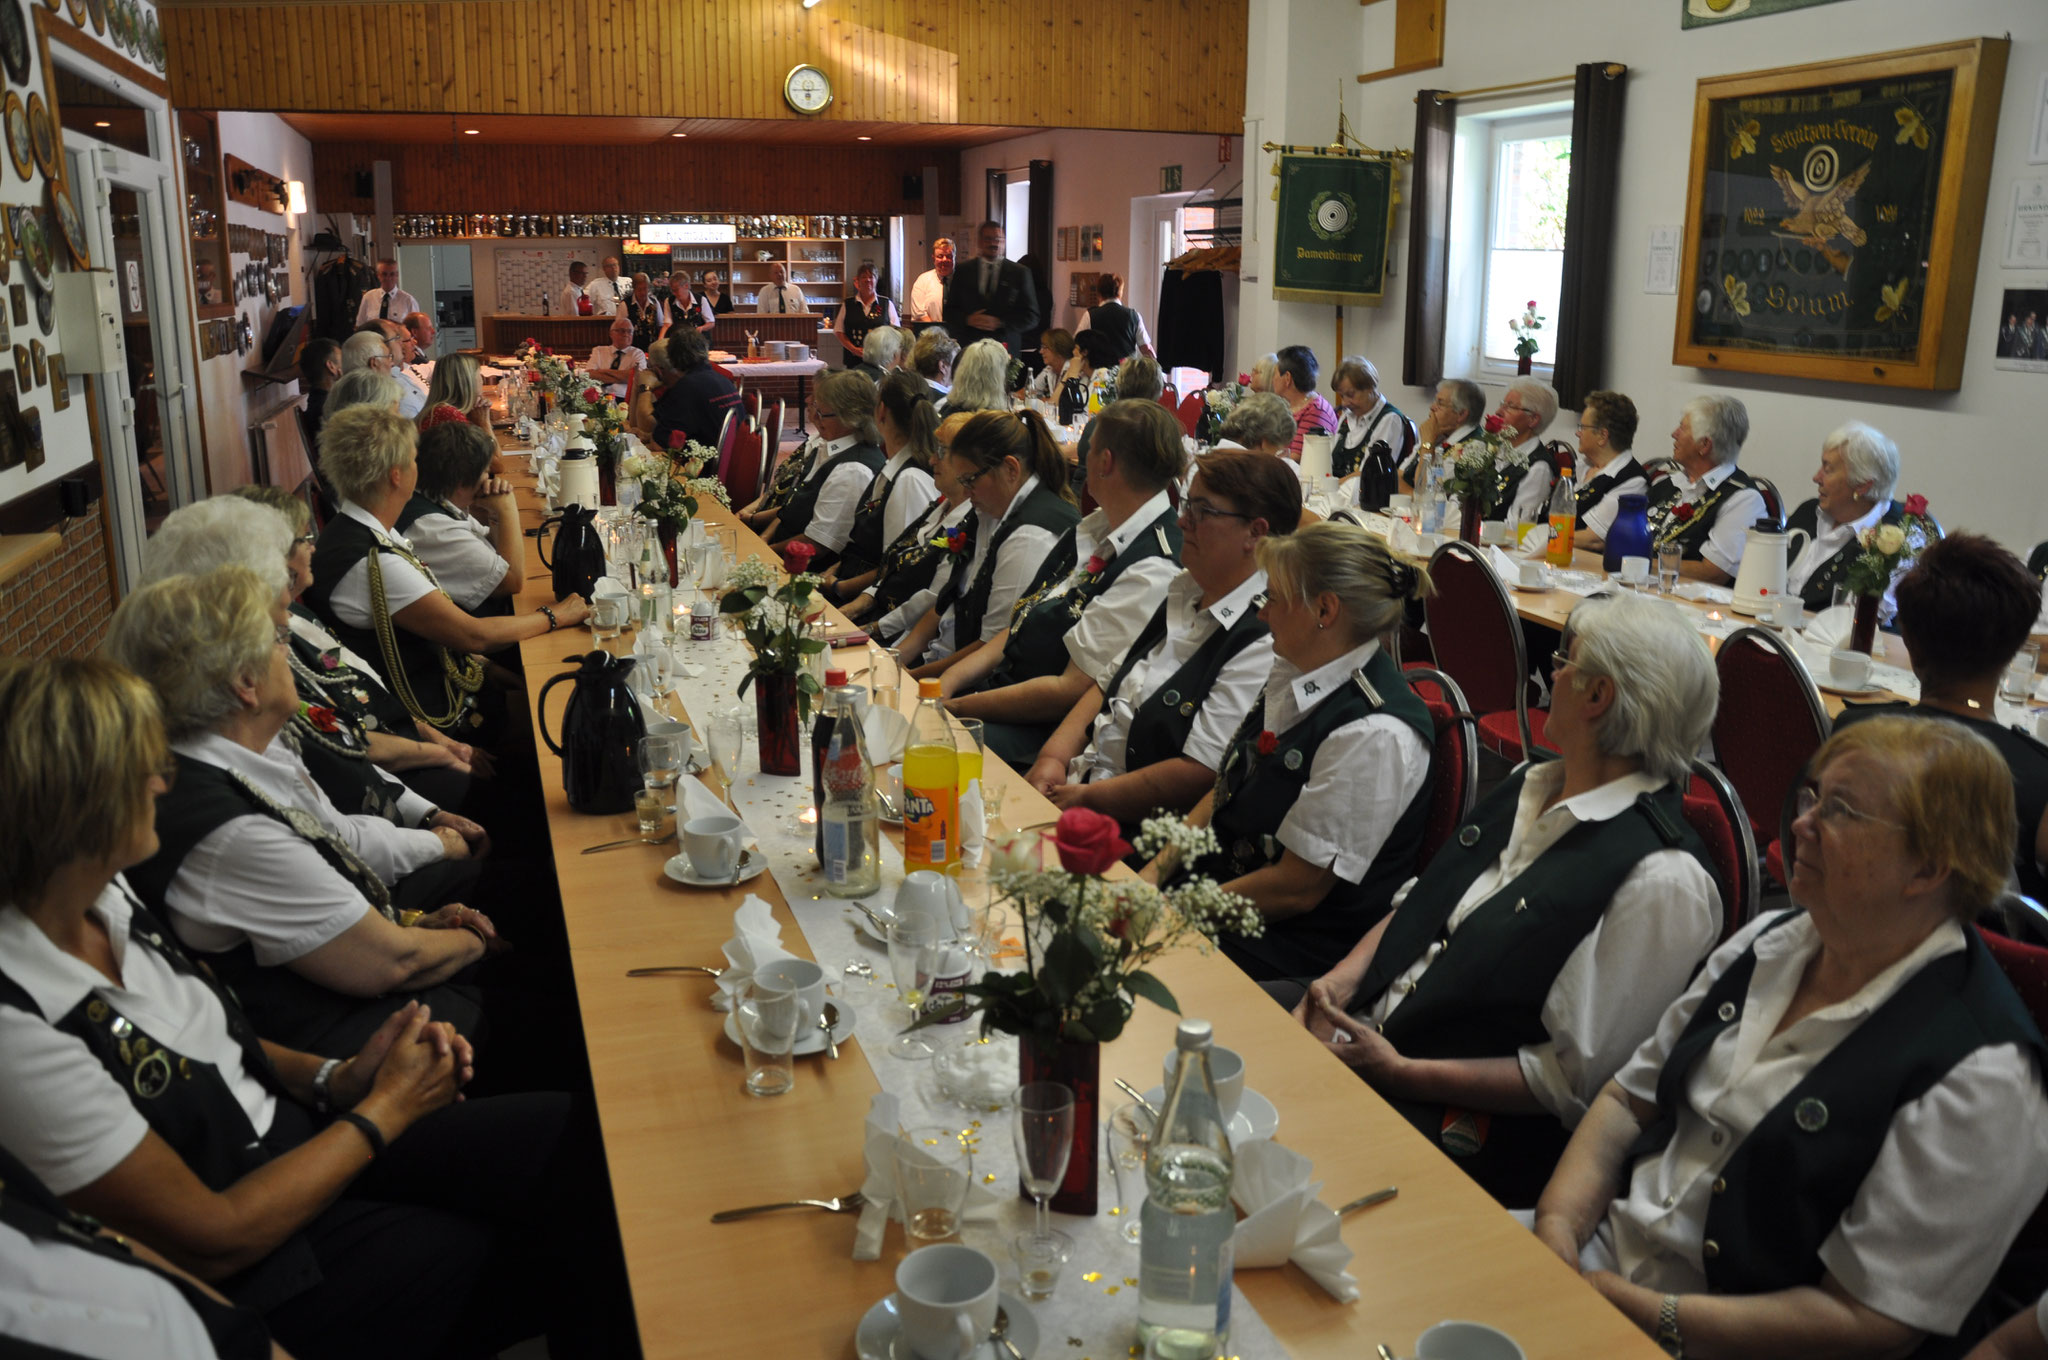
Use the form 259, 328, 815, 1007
294, 532, 317, 547
954, 465, 987, 490
1795, 784, 1904, 831
1182, 497, 1251, 524
1550, 649, 1576, 672
814, 409, 838, 422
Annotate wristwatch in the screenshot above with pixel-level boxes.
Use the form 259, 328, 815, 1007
1656, 1293, 1684, 1358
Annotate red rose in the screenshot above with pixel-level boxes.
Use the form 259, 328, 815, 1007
582, 386, 601, 404
1051, 807, 1131, 876
667, 430, 687, 450
1673, 502, 1696, 522
1904, 493, 1928, 516
944, 526, 968, 553
783, 540, 817, 568
522, 336, 537, 347
1256, 730, 1278, 756
1237, 372, 1252, 385
1484, 413, 1506, 434
1084, 554, 1107, 575
1526, 299, 1538, 309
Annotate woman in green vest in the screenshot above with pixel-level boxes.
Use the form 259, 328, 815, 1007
1286, 591, 1725, 1206
939, 399, 1188, 765
760, 370, 886, 571
1143, 521, 1435, 981
1533, 716, 2048, 1359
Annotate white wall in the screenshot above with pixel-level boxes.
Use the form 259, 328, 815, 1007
1241, 0, 2048, 552
196, 111, 315, 492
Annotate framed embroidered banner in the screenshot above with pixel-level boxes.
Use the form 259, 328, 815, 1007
1271, 152, 1397, 306
1680, 0, 1852, 29
1671, 38, 2008, 390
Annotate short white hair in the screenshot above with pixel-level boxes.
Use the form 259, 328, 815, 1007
103, 568, 278, 741
141, 497, 291, 600
1505, 378, 1558, 434
947, 340, 1014, 414
1218, 392, 1296, 453
1682, 394, 1749, 466
1823, 421, 1900, 504
327, 369, 402, 416
863, 326, 904, 369
340, 330, 389, 373
1562, 592, 1720, 785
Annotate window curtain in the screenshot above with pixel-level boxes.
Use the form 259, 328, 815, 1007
985, 169, 1007, 229
1026, 158, 1054, 323
1402, 91, 1457, 390
1552, 62, 1628, 411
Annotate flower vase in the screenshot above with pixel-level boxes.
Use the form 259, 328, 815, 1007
1019, 1034, 1099, 1215
1516, 352, 1533, 377
657, 523, 680, 589
1849, 593, 1879, 655
598, 457, 617, 507
1459, 496, 1484, 546
753, 671, 802, 775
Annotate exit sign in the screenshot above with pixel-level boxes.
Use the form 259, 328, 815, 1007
1161, 165, 1182, 192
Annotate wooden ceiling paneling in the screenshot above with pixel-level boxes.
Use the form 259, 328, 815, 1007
277, 112, 1031, 149
163, 0, 1247, 135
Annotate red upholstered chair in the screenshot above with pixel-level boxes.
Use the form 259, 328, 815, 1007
720, 420, 766, 509
1681, 758, 1760, 942
1710, 626, 1829, 889
1424, 540, 1552, 762
1403, 666, 1479, 871
713, 409, 738, 471
1176, 392, 1204, 438
1977, 914, 2048, 1251
1160, 385, 1179, 410
1752, 476, 1784, 523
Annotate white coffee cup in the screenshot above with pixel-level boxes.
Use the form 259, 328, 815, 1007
644, 719, 697, 766
1770, 594, 1805, 630
683, 814, 746, 878
897, 869, 969, 933
1618, 555, 1651, 585
1480, 519, 1508, 545
1163, 1044, 1245, 1124
1828, 649, 1872, 690
753, 956, 824, 1032
1416, 1321, 1527, 1360
591, 595, 631, 631
1517, 562, 1547, 589
895, 1243, 998, 1360
1387, 494, 1414, 521
2033, 709, 2048, 743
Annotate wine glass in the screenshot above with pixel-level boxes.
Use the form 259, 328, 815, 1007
886, 913, 951, 1061
706, 710, 744, 812
869, 644, 903, 716
1012, 1082, 1076, 1251
637, 733, 684, 811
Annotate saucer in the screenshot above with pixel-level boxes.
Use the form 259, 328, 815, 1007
1509, 579, 1554, 594
722, 1005, 855, 1057
1817, 678, 1886, 697
1141, 1086, 1281, 1146
855, 1290, 1039, 1359
663, 849, 768, 887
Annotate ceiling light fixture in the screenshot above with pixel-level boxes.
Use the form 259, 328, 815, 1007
94, 120, 111, 128
672, 132, 687, 138
856, 135, 871, 141
463, 128, 480, 135
802, 0, 823, 8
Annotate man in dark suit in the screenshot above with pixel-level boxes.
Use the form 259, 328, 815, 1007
944, 220, 1040, 354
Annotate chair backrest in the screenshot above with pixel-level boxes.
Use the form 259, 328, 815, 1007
1978, 921, 2048, 1250
1751, 475, 1784, 524
762, 400, 785, 473
1404, 666, 1479, 870
1682, 758, 1760, 942
721, 420, 766, 508
713, 408, 738, 473
1639, 456, 1679, 485
1424, 540, 1534, 753
744, 388, 763, 423
1709, 626, 1830, 841
1160, 385, 1179, 411
1176, 391, 1204, 438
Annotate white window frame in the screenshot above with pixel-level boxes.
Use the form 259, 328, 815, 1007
1443, 103, 1572, 386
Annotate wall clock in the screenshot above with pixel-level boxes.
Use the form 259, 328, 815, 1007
783, 64, 832, 115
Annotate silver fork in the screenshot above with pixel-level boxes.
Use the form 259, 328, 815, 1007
710, 1191, 866, 1223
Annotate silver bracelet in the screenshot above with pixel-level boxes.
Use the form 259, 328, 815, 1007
312, 1057, 343, 1114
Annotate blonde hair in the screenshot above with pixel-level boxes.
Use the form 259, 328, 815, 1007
1813, 715, 2016, 920
319, 404, 418, 505
815, 369, 882, 446
228, 484, 313, 537
420, 352, 481, 422
103, 568, 278, 741
1257, 520, 1429, 646
0, 657, 168, 904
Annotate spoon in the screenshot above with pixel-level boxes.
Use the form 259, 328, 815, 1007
1114, 1077, 1160, 1120
988, 1307, 1025, 1360
817, 1002, 841, 1060
582, 831, 677, 855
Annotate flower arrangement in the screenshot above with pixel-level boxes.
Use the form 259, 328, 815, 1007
1088, 366, 1117, 412
1843, 494, 1938, 599
1441, 413, 1529, 519
1508, 300, 1545, 360
623, 440, 728, 531
1005, 355, 1029, 395
528, 350, 573, 394
719, 569, 829, 722
927, 809, 1263, 1045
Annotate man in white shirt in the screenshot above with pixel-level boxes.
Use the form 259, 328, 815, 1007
753, 263, 806, 315
908, 237, 955, 323
1647, 394, 1767, 585
586, 315, 647, 400
401, 311, 438, 389
356, 322, 427, 418
354, 258, 419, 328
556, 261, 596, 317
586, 256, 626, 316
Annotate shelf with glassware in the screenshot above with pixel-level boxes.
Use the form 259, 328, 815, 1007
179, 111, 235, 322
722, 238, 879, 314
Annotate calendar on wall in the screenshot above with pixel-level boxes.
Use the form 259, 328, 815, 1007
495, 248, 590, 312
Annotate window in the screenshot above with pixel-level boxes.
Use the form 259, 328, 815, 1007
1481, 126, 1571, 367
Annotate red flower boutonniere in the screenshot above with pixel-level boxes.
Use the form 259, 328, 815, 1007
300, 702, 342, 734
317, 647, 341, 672
1903, 493, 1929, 516
937, 526, 969, 554
1084, 554, 1108, 575
1256, 731, 1278, 757
1672, 502, 1697, 523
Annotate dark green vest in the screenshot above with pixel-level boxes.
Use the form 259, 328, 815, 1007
840, 460, 928, 578
773, 440, 886, 550
945, 481, 1081, 650
1573, 454, 1644, 520
284, 628, 406, 825
1332, 402, 1415, 483
1646, 467, 1761, 560
873, 502, 970, 638
1495, 439, 1573, 512
988, 506, 1182, 690
1201, 648, 1435, 979
758, 439, 818, 514
1785, 497, 1905, 612
1631, 912, 2043, 1299
1098, 586, 1271, 779
289, 602, 413, 734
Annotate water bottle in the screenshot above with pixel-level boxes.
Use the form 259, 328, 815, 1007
1545, 473, 1577, 568
1138, 1019, 1235, 1359
817, 673, 881, 897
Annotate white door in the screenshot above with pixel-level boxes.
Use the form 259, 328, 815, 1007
1127, 192, 1196, 355
70, 142, 202, 588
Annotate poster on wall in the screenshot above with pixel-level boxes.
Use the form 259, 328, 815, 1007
1995, 290, 2048, 373
1681, 0, 1853, 28
1671, 38, 2009, 391
1271, 153, 1396, 306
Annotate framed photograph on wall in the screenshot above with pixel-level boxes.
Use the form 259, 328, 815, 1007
1672, 38, 2009, 390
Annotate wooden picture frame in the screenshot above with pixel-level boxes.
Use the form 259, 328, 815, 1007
1672, 38, 2009, 390
46, 350, 64, 408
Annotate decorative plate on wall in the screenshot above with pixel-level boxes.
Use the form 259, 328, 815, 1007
25, 93, 55, 180
83, 0, 101, 35
143, 8, 161, 69
9, 205, 51, 290
64, 0, 83, 25
3, 92, 30, 180
49, 177, 87, 269
33, 281, 51, 334
0, 0, 30, 86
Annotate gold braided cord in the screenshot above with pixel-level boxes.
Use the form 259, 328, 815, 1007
365, 544, 485, 732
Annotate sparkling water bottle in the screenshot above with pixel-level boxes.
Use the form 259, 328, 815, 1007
1138, 1019, 1234, 1358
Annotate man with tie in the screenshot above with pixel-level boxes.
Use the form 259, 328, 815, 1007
753, 263, 806, 315
587, 256, 626, 316
556, 261, 596, 316
402, 311, 438, 389
587, 316, 648, 399
353, 258, 420, 328
943, 221, 1039, 355
908, 237, 954, 323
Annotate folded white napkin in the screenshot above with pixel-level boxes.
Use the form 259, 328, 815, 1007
959, 780, 986, 869
1518, 524, 1551, 558
593, 576, 630, 599
1485, 544, 1520, 580
862, 705, 911, 764
1229, 1140, 1357, 1302
713, 896, 790, 1013
853, 1092, 1001, 1260
1803, 604, 1853, 650
1670, 581, 1734, 606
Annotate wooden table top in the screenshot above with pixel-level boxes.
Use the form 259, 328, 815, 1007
493, 455, 1664, 1359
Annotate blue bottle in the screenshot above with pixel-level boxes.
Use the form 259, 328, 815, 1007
1603, 493, 1652, 574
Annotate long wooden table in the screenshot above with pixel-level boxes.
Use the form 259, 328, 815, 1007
497, 461, 1665, 1359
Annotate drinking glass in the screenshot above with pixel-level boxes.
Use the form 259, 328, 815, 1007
869, 644, 904, 716
2005, 643, 2041, 700
894, 1126, 973, 1242
684, 537, 713, 602
1656, 544, 1683, 595
1107, 1101, 1155, 1244
709, 526, 739, 593
735, 981, 799, 1097
706, 710, 744, 812
638, 734, 685, 809
1012, 1082, 1075, 1245
887, 913, 952, 1060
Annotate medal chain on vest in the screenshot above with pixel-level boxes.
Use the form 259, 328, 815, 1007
364, 538, 486, 732
1006, 539, 1080, 630
219, 768, 396, 918
1650, 476, 1737, 550
763, 441, 819, 513
283, 646, 376, 764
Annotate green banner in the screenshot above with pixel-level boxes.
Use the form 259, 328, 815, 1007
1272, 154, 1395, 305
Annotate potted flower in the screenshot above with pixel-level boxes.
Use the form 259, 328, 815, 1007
1839, 493, 1938, 654
718, 567, 828, 775
1441, 414, 1530, 543
922, 809, 1261, 1212
623, 440, 726, 585
1198, 373, 1252, 444
1508, 300, 1544, 376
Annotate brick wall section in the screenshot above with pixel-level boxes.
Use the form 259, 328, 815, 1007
0, 514, 116, 659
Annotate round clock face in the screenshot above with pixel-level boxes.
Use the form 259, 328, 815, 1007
1315, 198, 1352, 234
784, 64, 832, 115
